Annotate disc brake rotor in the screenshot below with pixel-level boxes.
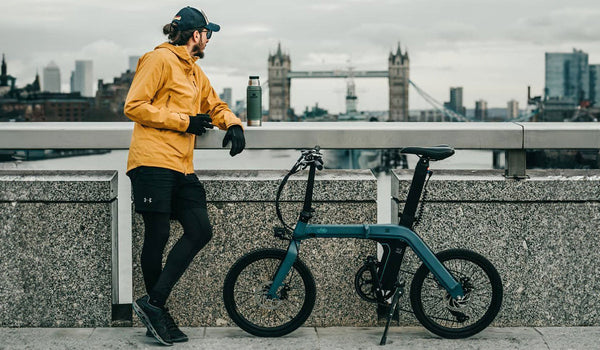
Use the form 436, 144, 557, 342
253, 281, 285, 310
445, 277, 473, 309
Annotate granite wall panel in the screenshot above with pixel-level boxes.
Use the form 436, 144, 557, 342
392, 169, 600, 326
132, 170, 379, 327
0, 171, 117, 327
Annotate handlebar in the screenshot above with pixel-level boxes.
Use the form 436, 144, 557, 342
275, 146, 324, 236
292, 145, 324, 172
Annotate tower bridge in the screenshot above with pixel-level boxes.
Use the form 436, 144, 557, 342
268, 43, 409, 121
286, 70, 389, 79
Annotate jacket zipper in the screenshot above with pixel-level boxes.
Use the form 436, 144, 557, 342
186, 73, 199, 175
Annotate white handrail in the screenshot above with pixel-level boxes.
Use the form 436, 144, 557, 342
1, 122, 598, 150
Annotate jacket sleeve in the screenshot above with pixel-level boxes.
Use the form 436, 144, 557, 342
198, 70, 243, 131
124, 52, 190, 132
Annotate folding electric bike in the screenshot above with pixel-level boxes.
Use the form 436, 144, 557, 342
223, 145, 503, 345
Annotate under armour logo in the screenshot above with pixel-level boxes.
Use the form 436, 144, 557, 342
144, 197, 152, 203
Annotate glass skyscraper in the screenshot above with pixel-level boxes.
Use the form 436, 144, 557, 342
590, 65, 600, 106
42, 61, 61, 93
545, 49, 589, 104
71, 60, 93, 97
444, 87, 466, 117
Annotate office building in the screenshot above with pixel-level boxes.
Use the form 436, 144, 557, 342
129, 56, 140, 72
590, 65, 600, 106
545, 49, 589, 103
507, 100, 519, 119
95, 70, 135, 121
219, 87, 232, 107
71, 60, 93, 97
475, 99, 488, 121
419, 109, 443, 122
444, 87, 466, 117
42, 61, 61, 93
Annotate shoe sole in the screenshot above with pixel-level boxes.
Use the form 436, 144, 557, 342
133, 300, 173, 346
146, 331, 188, 343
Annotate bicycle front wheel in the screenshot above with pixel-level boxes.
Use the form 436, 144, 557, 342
223, 248, 316, 337
410, 249, 503, 339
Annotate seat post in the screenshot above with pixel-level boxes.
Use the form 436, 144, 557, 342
399, 157, 429, 228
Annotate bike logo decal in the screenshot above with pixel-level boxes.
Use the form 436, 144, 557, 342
316, 228, 328, 234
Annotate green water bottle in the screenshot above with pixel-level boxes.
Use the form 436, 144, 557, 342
247, 76, 262, 126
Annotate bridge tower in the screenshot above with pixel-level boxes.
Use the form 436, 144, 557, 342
388, 44, 409, 121
268, 43, 291, 121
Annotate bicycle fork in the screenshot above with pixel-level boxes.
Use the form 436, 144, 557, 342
267, 240, 300, 299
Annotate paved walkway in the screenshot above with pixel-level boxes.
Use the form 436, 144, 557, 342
1, 327, 599, 349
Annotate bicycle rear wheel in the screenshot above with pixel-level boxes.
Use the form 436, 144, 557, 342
410, 249, 503, 339
223, 248, 316, 337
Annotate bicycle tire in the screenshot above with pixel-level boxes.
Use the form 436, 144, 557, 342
410, 248, 503, 339
223, 248, 316, 337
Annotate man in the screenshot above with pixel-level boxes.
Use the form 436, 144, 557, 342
124, 6, 245, 346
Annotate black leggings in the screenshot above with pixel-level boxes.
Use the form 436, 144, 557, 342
141, 207, 213, 307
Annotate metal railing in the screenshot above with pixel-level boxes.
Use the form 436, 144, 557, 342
1, 121, 599, 177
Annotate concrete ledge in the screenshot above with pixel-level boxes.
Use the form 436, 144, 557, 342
0, 171, 117, 327
0, 170, 117, 202
392, 169, 600, 201
132, 170, 378, 327
392, 169, 600, 326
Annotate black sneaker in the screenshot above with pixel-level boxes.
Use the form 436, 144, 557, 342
133, 295, 173, 346
145, 308, 188, 342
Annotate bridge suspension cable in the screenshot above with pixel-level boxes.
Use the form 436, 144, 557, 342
408, 80, 471, 122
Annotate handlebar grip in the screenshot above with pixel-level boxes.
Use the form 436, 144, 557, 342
316, 158, 323, 170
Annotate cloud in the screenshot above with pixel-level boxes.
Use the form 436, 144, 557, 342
2, 0, 600, 111
308, 3, 341, 11
301, 53, 351, 67
508, 8, 600, 45
224, 24, 272, 36
80, 40, 122, 59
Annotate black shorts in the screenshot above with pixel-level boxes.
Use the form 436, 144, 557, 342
127, 166, 207, 217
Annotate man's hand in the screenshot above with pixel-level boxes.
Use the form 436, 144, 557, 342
222, 125, 245, 156
186, 114, 214, 135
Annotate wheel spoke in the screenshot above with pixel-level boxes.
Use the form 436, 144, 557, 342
411, 250, 502, 337
225, 250, 315, 335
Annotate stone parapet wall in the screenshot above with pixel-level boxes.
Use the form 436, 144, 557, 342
5, 167, 597, 328
0, 171, 117, 327
132, 170, 378, 327
392, 169, 600, 327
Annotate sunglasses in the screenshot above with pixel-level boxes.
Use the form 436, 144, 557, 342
199, 29, 212, 39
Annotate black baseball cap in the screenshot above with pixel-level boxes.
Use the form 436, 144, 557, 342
171, 6, 221, 32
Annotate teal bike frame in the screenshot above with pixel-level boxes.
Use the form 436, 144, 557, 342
267, 153, 465, 300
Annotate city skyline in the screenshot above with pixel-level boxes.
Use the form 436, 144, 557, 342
1, 0, 599, 113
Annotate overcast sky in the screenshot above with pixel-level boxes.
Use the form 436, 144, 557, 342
1, 0, 599, 113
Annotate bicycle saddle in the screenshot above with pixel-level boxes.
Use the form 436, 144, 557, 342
400, 145, 455, 160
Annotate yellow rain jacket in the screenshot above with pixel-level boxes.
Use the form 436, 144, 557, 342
124, 42, 242, 174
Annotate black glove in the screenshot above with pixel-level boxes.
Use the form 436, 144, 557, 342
186, 114, 214, 135
222, 125, 245, 156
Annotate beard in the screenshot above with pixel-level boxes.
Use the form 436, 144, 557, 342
191, 42, 205, 59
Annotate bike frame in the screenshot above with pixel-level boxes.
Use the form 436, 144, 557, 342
267, 155, 465, 300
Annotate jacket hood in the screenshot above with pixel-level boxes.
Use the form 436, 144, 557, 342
155, 42, 199, 65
